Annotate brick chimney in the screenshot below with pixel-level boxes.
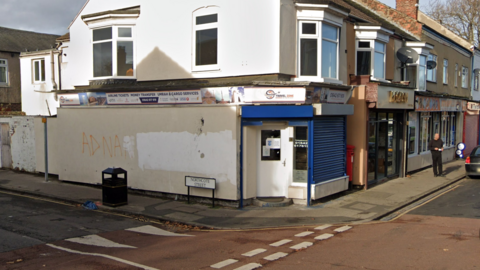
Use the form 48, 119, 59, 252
396, 0, 419, 20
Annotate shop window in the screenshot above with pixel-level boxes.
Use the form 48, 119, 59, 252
261, 130, 281, 161
450, 113, 456, 147
432, 112, 440, 135
0, 59, 7, 85
419, 112, 431, 153
462, 66, 468, 88
293, 127, 308, 183
441, 112, 450, 148
193, 8, 219, 71
443, 59, 448, 84
92, 26, 135, 78
427, 54, 437, 82
408, 112, 417, 155
298, 21, 339, 81
356, 40, 385, 80
33, 59, 45, 83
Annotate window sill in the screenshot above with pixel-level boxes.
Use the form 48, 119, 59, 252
90, 77, 137, 80
290, 182, 307, 187
192, 68, 221, 74
294, 76, 343, 85
426, 80, 437, 83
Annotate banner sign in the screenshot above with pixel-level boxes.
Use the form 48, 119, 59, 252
307, 88, 349, 104
415, 96, 466, 112
185, 176, 216, 190
59, 87, 308, 107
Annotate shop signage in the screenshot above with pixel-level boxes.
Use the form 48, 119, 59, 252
415, 96, 467, 112
467, 102, 480, 111
243, 87, 306, 103
266, 138, 281, 149
307, 88, 349, 104
388, 91, 408, 103
107, 90, 202, 105
376, 86, 414, 109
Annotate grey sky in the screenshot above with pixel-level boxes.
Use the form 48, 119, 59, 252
0, 0, 429, 36
0, 0, 87, 35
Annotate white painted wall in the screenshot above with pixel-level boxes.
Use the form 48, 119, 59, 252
20, 50, 60, 116
52, 106, 239, 200
62, 0, 285, 89
0, 116, 37, 172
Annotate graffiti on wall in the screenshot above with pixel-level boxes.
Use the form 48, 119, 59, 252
82, 133, 135, 159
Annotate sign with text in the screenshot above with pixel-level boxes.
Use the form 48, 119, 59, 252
266, 138, 281, 149
107, 90, 201, 105
415, 96, 467, 112
377, 86, 414, 109
244, 87, 306, 103
327, 89, 348, 103
185, 176, 216, 190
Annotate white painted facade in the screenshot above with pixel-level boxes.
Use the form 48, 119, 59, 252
472, 49, 480, 101
20, 50, 60, 116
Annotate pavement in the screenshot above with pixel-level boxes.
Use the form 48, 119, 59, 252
0, 159, 467, 230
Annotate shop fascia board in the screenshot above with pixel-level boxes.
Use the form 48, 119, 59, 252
313, 103, 354, 115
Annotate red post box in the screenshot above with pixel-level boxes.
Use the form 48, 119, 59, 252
346, 145, 355, 184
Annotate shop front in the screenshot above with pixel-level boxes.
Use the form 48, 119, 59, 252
463, 102, 480, 156
241, 87, 354, 206
407, 95, 466, 172
347, 82, 414, 188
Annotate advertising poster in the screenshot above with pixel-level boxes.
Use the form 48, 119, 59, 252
200, 87, 245, 104
58, 94, 81, 106
243, 87, 306, 103
105, 90, 202, 105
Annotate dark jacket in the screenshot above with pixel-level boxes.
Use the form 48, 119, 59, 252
428, 139, 444, 152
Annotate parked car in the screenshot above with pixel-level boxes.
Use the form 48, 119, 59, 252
465, 146, 480, 178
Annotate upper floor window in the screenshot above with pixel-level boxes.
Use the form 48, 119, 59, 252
418, 55, 427, 91
443, 59, 448, 84
462, 66, 468, 88
454, 63, 458, 87
299, 21, 339, 81
193, 7, 219, 71
33, 59, 45, 83
0, 59, 7, 85
426, 54, 437, 82
92, 26, 134, 78
475, 72, 479, 91
356, 40, 386, 80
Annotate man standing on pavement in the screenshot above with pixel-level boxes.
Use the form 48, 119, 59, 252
428, 133, 444, 177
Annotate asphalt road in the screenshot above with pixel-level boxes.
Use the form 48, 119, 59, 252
409, 178, 480, 219
1, 179, 480, 270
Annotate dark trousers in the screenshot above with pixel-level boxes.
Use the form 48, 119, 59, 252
432, 151, 443, 176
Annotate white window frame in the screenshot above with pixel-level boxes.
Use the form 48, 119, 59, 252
418, 55, 427, 91
355, 40, 386, 81
443, 59, 448, 84
462, 66, 468, 88
426, 54, 437, 82
321, 23, 339, 80
296, 19, 342, 84
91, 26, 136, 79
32, 58, 45, 83
192, 6, 220, 72
474, 72, 479, 91
0, 59, 7, 86
454, 63, 458, 87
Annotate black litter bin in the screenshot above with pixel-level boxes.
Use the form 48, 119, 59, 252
102, 167, 127, 207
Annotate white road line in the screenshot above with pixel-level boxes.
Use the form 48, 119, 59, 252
263, 252, 288, 261
315, 233, 334, 241
290, 242, 313, 250
314, 224, 332, 230
242, 248, 267, 257
334, 226, 352, 233
65, 235, 136, 248
46, 244, 158, 270
233, 263, 262, 270
126, 225, 193, 237
211, 259, 238, 269
270, 239, 292, 247
295, 231, 314, 237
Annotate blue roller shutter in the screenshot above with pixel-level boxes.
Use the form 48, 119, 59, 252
312, 116, 346, 184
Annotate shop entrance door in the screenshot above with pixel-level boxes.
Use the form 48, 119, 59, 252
367, 112, 402, 185
256, 124, 293, 197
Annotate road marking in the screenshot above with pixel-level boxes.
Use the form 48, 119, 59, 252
290, 242, 313, 250
295, 231, 314, 237
65, 235, 136, 248
334, 226, 352, 233
233, 263, 262, 270
126, 225, 193, 237
242, 248, 267, 257
47, 244, 158, 270
314, 224, 332, 230
270, 239, 292, 247
263, 252, 288, 261
315, 233, 334, 241
211, 259, 238, 269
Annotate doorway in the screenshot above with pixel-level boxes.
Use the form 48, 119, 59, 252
367, 112, 402, 185
256, 124, 293, 197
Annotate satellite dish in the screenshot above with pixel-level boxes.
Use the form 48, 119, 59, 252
427, 60, 437, 70
396, 47, 419, 64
